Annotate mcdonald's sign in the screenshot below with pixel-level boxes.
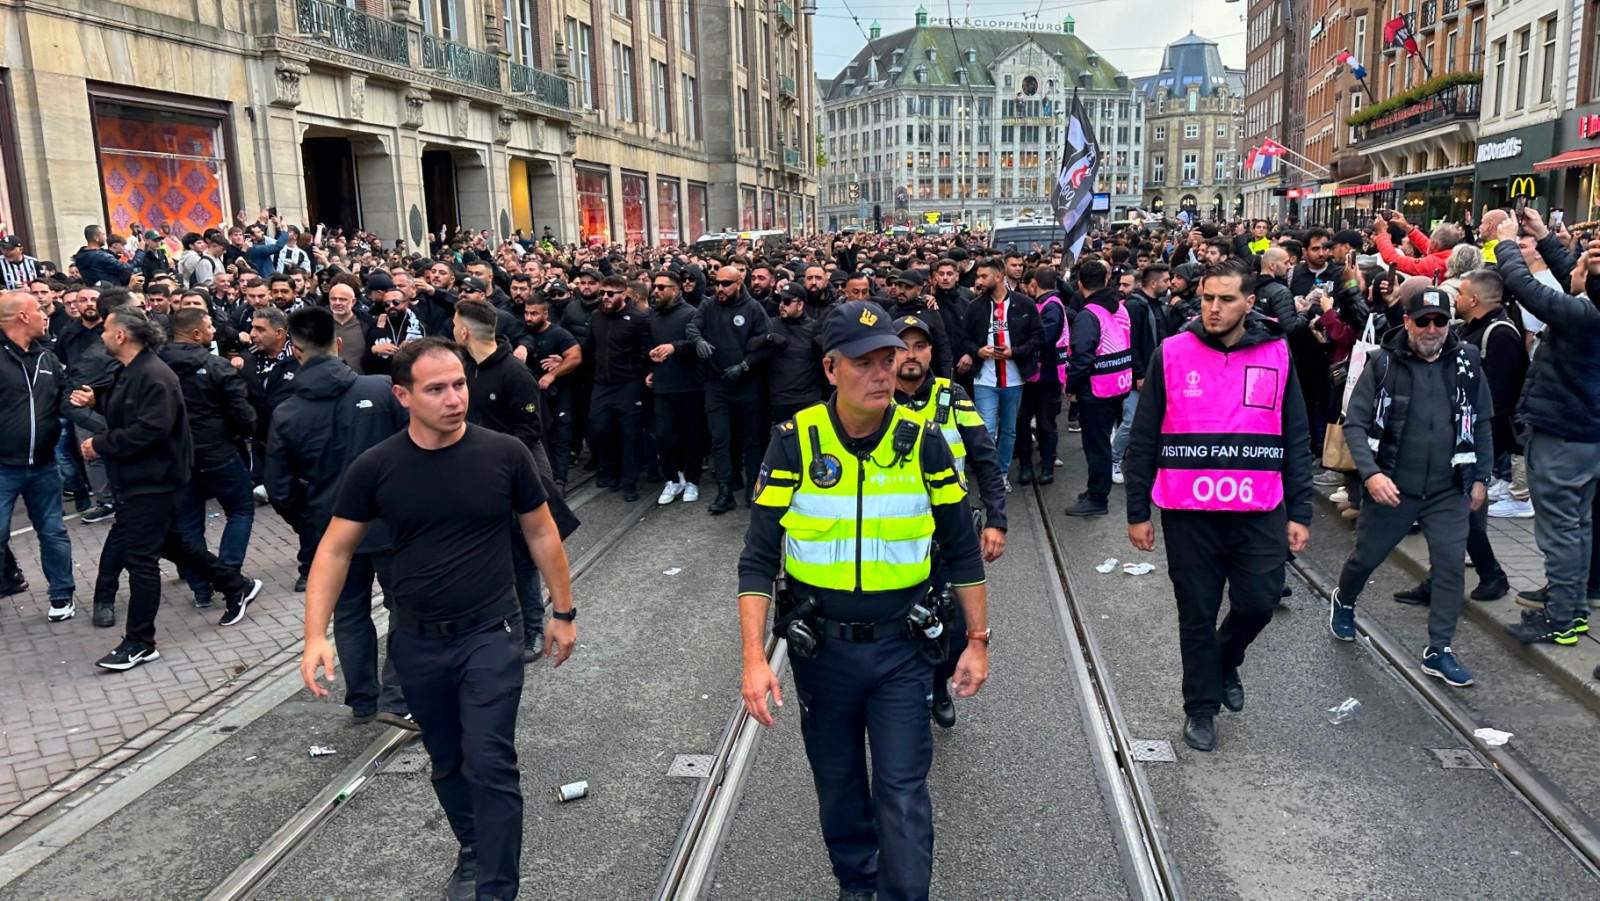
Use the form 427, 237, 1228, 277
1510, 176, 1538, 199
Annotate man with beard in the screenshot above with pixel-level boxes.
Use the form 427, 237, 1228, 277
884, 270, 952, 378
748, 262, 779, 315
929, 258, 973, 374
1289, 228, 1366, 459
582, 275, 653, 501
562, 269, 604, 469
765, 283, 824, 425
1330, 288, 1491, 688
646, 269, 706, 505
962, 257, 1043, 490
891, 313, 1007, 730
1123, 258, 1312, 752
800, 264, 835, 320
520, 296, 582, 493
688, 264, 777, 513
57, 286, 120, 522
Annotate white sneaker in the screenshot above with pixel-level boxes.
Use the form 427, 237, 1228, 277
252, 485, 269, 505
1111, 464, 1124, 485
1329, 487, 1348, 504
1488, 498, 1535, 519
657, 480, 684, 505
682, 482, 700, 503
1487, 478, 1512, 502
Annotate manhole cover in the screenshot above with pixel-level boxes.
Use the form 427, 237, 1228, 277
1431, 748, 1485, 769
1129, 739, 1176, 763
380, 749, 430, 775
668, 754, 716, 778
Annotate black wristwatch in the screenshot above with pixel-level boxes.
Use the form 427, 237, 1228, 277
551, 607, 577, 622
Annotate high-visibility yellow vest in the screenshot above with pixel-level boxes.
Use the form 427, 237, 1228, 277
898, 377, 981, 475
772, 404, 946, 592
1249, 236, 1271, 255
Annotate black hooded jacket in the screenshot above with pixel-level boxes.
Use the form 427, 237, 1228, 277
264, 355, 406, 551
156, 342, 255, 470
0, 332, 86, 467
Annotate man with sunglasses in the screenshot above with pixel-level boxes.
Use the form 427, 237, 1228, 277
688, 265, 777, 514
1330, 288, 1493, 688
582, 275, 653, 501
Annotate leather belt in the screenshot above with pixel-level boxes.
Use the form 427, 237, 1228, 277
393, 593, 519, 638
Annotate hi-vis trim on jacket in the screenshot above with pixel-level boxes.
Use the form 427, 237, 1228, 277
760, 404, 960, 592
899, 377, 980, 475
1086, 301, 1133, 398
1151, 331, 1288, 513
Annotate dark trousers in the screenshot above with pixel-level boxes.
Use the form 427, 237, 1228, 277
94, 490, 248, 647
1077, 400, 1121, 505
175, 456, 256, 601
1163, 508, 1286, 717
569, 369, 594, 458
511, 521, 543, 640
542, 387, 572, 485
654, 391, 706, 484
391, 616, 525, 901
790, 633, 934, 901
1339, 488, 1469, 648
1015, 379, 1062, 473
588, 382, 643, 488
332, 551, 406, 717
706, 385, 765, 489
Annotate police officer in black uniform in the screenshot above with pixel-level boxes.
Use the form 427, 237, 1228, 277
738, 301, 990, 901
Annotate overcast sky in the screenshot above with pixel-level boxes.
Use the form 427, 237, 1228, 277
810, 0, 1249, 82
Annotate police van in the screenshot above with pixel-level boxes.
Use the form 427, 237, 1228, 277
989, 217, 1061, 253
694, 229, 789, 252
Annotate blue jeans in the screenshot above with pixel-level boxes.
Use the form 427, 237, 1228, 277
1111, 388, 1141, 466
973, 384, 1023, 473
0, 463, 75, 599
175, 457, 256, 601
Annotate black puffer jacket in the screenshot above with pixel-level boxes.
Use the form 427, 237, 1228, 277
157, 342, 255, 470
1495, 238, 1600, 443
264, 355, 406, 551
1254, 273, 1306, 337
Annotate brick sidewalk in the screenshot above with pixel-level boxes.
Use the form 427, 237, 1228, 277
1, 502, 307, 815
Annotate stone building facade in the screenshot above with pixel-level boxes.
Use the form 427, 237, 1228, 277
1138, 33, 1246, 221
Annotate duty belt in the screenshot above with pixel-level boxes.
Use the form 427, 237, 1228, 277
814, 616, 910, 643
392, 592, 519, 638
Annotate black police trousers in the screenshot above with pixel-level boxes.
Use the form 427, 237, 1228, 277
1162, 507, 1286, 717
1015, 378, 1063, 474
588, 382, 644, 488
790, 632, 935, 901
706, 384, 765, 490
391, 613, 525, 901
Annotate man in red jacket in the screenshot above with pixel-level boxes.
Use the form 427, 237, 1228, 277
1373, 211, 1461, 282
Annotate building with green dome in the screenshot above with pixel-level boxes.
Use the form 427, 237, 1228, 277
818, 9, 1146, 230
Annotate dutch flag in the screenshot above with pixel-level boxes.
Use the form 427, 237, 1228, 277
1248, 148, 1273, 175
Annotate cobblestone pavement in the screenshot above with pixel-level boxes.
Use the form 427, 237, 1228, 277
1, 499, 306, 816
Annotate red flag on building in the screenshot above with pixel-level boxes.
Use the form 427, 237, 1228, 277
1384, 14, 1419, 57
1259, 138, 1288, 156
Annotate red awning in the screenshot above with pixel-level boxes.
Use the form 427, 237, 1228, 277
1533, 148, 1600, 171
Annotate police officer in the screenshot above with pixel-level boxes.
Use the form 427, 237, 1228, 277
1123, 258, 1313, 752
738, 301, 989, 901
302, 337, 577, 901
891, 313, 1006, 730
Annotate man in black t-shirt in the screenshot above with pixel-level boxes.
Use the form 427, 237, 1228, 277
300, 337, 576, 901
520, 296, 582, 491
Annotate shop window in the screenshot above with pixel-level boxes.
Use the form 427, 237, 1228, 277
576, 166, 611, 242
740, 185, 757, 230
657, 178, 681, 244
91, 91, 236, 239
686, 182, 708, 240
621, 172, 648, 245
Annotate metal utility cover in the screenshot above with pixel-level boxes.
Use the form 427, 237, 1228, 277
668, 754, 717, 778
1431, 748, 1486, 770
381, 749, 431, 775
1129, 739, 1177, 763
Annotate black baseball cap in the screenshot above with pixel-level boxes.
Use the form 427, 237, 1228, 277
777, 282, 807, 302
821, 301, 905, 357
0, 237, 22, 250
1331, 229, 1363, 249
458, 276, 488, 293
890, 269, 925, 286
1405, 288, 1451, 320
891, 314, 934, 341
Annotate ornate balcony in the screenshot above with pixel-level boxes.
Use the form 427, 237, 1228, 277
778, 74, 797, 101
421, 34, 501, 91
784, 147, 803, 169
510, 60, 572, 109
777, 1, 795, 32
293, 0, 408, 66
1354, 83, 1479, 145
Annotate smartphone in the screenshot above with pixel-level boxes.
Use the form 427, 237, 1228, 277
1553, 209, 1565, 226
1515, 195, 1528, 220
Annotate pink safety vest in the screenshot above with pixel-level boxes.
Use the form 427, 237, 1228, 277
1028, 294, 1071, 384
1086, 301, 1133, 398
1151, 331, 1288, 513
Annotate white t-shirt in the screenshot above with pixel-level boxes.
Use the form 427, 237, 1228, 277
974, 298, 1023, 389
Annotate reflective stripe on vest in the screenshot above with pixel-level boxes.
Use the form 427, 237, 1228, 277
901, 377, 968, 475
1028, 295, 1070, 384
1087, 301, 1133, 398
781, 404, 936, 592
1151, 331, 1288, 513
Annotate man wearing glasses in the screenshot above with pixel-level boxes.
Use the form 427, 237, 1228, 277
645, 270, 705, 505
1329, 288, 1492, 688
582, 275, 653, 502
688, 266, 777, 514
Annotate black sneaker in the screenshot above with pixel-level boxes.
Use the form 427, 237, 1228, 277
194, 594, 214, 609
1392, 583, 1431, 605
622, 484, 640, 503
1516, 584, 1550, 609
444, 847, 477, 901
1220, 669, 1244, 712
1063, 498, 1108, 516
81, 503, 116, 524
0, 572, 28, 597
376, 711, 422, 732
219, 578, 263, 626
47, 596, 75, 622
96, 640, 160, 671
92, 602, 115, 628
1471, 572, 1509, 601
522, 631, 545, 664
1505, 611, 1578, 645
294, 575, 308, 593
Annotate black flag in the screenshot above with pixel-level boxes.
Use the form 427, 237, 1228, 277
1049, 93, 1100, 255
